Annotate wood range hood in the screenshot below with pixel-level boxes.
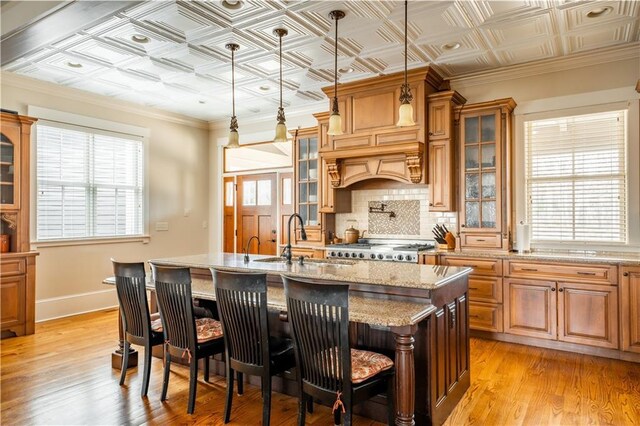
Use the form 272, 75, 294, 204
315, 66, 446, 189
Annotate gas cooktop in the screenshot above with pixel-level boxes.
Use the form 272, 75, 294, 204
326, 238, 435, 263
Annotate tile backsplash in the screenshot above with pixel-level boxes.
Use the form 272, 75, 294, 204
334, 187, 456, 240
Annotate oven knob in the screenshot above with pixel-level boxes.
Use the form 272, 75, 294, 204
377, 254, 384, 260
352, 252, 358, 258
370, 254, 376, 259
358, 253, 364, 259
397, 254, 404, 261
330, 251, 336, 257
406, 255, 413, 262
337, 252, 343, 257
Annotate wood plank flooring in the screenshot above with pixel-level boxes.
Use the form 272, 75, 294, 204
1, 308, 639, 425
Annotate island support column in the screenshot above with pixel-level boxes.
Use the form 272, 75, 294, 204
392, 324, 418, 426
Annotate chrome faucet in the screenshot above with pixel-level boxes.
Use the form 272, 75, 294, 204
284, 213, 307, 265
243, 235, 260, 263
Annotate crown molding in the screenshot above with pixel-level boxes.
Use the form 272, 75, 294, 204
1, 72, 210, 130
449, 43, 640, 87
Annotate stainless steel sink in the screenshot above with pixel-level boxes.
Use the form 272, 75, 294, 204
253, 257, 356, 266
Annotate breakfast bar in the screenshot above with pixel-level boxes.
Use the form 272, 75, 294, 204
106, 254, 471, 425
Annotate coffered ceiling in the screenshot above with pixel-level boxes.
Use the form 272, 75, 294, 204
2, 1, 639, 122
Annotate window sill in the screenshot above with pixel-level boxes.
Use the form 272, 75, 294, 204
32, 235, 150, 248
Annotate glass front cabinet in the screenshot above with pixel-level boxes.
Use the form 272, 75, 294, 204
457, 99, 516, 251
294, 127, 324, 243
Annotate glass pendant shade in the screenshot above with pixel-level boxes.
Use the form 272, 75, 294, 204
274, 122, 288, 142
327, 112, 343, 135
397, 102, 415, 127
227, 129, 240, 148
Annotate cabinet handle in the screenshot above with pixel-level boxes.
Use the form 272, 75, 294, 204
522, 268, 538, 272
463, 264, 477, 268
470, 314, 480, 319
577, 271, 596, 276
559, 288, 564, 292
624, 272, 629, 277
476, 239, 486, 242
551, 287, 556, 292
469, 287, 478, 290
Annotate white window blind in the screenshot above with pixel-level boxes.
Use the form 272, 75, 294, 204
525, 110, 627, 243
36, 123, 144, 241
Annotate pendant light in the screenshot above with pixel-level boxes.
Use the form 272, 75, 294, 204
327, 10, 345, 136
396, 0, 415, 127
226, 42, 240, 148
273, 28, 288, 143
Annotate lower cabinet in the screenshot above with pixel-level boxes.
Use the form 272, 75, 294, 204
504, 278, 619, 349
1, 253, 36, 338
621, 266, 640, 353
1, 275, 26, 330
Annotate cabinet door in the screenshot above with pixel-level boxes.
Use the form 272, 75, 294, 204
557, 282, 618, 349
428, 99, 450, 140
469, 301, 503, 332
504, 278, 556, 339
428, 140, 454, 211
1, 275, 26, 328
621, 267, 640, 353
0, 125, 21, 209
296, 136, 319, 227
459, 110, 501, 233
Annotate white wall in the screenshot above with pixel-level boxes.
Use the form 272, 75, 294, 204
1, 73, 212, 321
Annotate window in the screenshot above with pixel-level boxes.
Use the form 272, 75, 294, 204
36, 123, 145, 241
524, 110, 627, 243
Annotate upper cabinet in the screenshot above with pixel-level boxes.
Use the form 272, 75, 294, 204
427, 91, 466, 212
295, 128, 320, 228
457, 99, 516, 251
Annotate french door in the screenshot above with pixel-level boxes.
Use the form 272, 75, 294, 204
234, 173, 277, 255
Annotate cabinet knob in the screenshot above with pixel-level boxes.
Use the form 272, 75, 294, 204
461, 224, 466, 228
429, 202, 433, 206
558, 288, 564, 292
623, 272, 629, 277
551, 287, 556, 292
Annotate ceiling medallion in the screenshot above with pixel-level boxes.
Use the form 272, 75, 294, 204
327, 10, 345, 136
66, 62, 83, 68
221, 0, 244, 10
131, 34, 149, 44
442, 42, 461, 51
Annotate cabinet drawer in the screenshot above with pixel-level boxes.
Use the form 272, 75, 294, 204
442, 256, 502, 276
469, 302, 503, 333
505, 261, 618, 285
290, 248, 324, 259
469, 277, 502, 303
461, 233, 502, 249
0, 258, 26, 277
296, 227, 322, 243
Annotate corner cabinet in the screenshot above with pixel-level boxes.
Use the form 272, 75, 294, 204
1, 112, 38, 338
457, 99, 515, 251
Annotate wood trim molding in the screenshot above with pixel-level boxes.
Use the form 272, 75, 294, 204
406, 151, 422, 184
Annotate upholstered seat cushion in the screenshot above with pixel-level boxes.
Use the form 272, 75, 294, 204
350, 349, 393, 384
151, 317, 223, 343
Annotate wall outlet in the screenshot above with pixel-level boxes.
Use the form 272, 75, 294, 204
155, 222, 169, 231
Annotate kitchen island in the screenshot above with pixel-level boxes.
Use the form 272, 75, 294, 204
111, 254, 472, 425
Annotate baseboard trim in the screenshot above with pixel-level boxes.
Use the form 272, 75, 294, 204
36, 289, 118, 322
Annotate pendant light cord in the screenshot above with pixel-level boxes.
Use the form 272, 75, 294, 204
333, 14, 338, 107
231, 48, 236, 117
279, 33, 283, 109
404, 0, 408, 88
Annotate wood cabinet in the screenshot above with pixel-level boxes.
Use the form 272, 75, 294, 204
504, 278, 619, 349
427, 91, 465, 212
457, 99, 515, 251
1, 112, 38, 338
621, 266, 640, 353
289, 247, 325, 259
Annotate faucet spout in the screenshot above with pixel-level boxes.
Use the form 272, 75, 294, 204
285, 213, 307, 265
243, 235, 260, 263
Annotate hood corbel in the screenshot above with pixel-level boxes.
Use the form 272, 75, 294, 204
406, 151, 422, 184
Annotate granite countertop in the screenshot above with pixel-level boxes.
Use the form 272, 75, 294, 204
147, 253, 471, 291
421, 248, 640, 266
102, 276, 437, 327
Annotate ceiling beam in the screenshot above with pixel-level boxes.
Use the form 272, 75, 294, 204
1, 0, 142, 66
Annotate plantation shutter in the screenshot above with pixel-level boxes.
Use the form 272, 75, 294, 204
524, 110, 627, 243
36, 123, 144, 240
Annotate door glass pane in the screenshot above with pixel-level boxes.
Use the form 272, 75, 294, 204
299, 182, 307, 203
465, 201, 479, 228
225, 181, 234, 206
309, 204, 318, 225
482, 201, 496, 228
465, 173, 479, 199
308, 160, 318, 180
481, 144, 496, 168
0, 136, 14, 205
298, 138, 308, 160
481, 172, 496, 198
309, 138, 317, 159
282, 178, 292, 205
257, 180, 271, 205
242, 181, 256, 205
465, 117, 479, 144
308, 182, 317, 203
481, 114, 495, 141
465, 146, 479, 170
299, 161, 307, 180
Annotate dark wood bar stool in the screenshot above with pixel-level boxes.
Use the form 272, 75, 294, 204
282, 275, 395, 426
150, 263, 225, 414
211, 268, 296, 426
112, 260, 164, 397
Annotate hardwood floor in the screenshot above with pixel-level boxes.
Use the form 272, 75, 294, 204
1, 309, 639, 425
